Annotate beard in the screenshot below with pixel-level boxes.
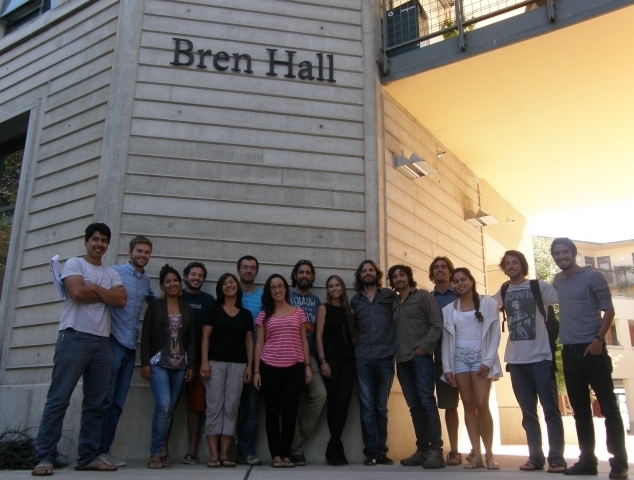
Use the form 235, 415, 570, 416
297, 277, 312, 289
362, 276, 378, 287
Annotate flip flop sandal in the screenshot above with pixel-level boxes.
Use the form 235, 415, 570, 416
32, 462, 54, 476
160, 455, 171, 468
520, 462, 543, 471
207, 459, 221, 468
272, 458, 285, 468
220, 458, 236, 467
487, 459, 501, 470
447, 451, 463, 466
182, 454, 198, 465
75, 459, 117, 471
464, 457, 485, 469
548, 464, 566, 473
147, 460, 163, 469
282, 458, 295, 468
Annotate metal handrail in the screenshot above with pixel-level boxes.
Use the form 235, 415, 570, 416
382, 0, 556, 65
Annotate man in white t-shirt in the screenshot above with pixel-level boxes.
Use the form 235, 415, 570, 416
32, 223, 127, 476
493, 250, 566, 473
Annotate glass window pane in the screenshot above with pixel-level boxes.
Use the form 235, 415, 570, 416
1, 0, 32, 17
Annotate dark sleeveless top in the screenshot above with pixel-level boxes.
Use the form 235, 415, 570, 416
323, 304, 355, 361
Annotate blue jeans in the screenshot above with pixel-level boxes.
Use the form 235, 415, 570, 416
149, 365, 185, 455
563, 344, 628, 469
99, 337, 136, 454
509, 361, 566, 468
237, 383, 260, 457
396, 354, 443, 453
356, 357, 394, 457
35, 329, 112, 466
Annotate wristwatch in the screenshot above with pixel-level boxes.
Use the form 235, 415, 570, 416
594, 335, 605, 342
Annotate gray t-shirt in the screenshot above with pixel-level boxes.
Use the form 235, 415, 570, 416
553, 266, 614, 345
493, 280, 558, 364
59, 257, 122, 337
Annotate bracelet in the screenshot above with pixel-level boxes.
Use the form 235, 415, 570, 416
319, 357, 327, 365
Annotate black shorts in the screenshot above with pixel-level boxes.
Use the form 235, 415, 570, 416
434, 363, 459, 409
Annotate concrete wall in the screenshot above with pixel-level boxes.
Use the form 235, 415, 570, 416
379, 90, 492, 458
0, 2, 121, 455
0, 0, 384, 465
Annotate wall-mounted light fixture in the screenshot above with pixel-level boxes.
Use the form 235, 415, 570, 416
394, 153, 438, 179
465, 209, 499, 227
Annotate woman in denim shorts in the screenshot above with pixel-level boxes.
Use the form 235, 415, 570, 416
440, 268, 502, 470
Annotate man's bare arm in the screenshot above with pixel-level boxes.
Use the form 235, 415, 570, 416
64, 276, 127, 308
93, 284, 127, 308
64, 276, 102, 304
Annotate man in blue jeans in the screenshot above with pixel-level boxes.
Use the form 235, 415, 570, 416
493, 250, 566, 473
32, 223, 127, 476
98, 236, 155, 467
389, 264, 445, 469
552, 238, 628, 480
236, 255, 264, 466
350, 260, 396, 466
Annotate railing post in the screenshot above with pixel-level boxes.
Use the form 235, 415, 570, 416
381, 0, 390, 75
546, 0, 556, 21
455, 0, 466, 50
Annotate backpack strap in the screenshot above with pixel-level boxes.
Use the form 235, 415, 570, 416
529, 279, 547, 319
500, 281, 510, 332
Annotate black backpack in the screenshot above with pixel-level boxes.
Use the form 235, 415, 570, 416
500, 279, 559, 373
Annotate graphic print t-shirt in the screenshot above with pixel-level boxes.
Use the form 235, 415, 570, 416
492, 280, 558, 364
289, 290, 321, 350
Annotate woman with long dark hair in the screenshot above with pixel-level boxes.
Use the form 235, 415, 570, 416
315, 275, 356, 466
253, 274, 312, 468
141, 264, 195, 469
200, 273, 253, 468
440, 267, 502, 470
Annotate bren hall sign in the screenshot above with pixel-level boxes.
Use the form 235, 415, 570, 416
170, 38, 336, 82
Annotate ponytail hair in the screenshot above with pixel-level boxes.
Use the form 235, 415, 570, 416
452, 267, 483, 322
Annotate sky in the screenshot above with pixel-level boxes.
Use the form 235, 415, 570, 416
528, 200, 634, 243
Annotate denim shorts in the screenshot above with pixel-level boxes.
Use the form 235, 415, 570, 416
454, 357, 482, 374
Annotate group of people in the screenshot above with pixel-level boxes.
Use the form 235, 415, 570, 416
30, 223, 628, 480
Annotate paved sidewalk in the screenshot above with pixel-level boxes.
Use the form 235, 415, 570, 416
0, 454, 629, 480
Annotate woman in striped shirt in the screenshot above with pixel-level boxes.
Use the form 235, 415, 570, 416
253, 274, 312, 468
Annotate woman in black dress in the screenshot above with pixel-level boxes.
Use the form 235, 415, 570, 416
315, 275, 356, 466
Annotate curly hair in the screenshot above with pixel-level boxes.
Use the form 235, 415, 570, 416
498, 250, 529, 276
387, 264, 417, 289
261, 274, 290, 321
428, 256, 454, 283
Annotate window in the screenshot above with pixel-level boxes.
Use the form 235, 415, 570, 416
597, 255, 613, 283
0, 112, 28, 299
605, 324, 619, 346
584, 256, 596, 268
1, 0, 50, 34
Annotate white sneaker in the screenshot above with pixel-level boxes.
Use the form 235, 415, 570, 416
104, 452, 126, 467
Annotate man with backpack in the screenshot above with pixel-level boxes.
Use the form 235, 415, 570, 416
493, 250, 566, 473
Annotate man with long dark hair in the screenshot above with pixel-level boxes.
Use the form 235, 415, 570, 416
389, 264, 444, 469
350, 260, 396, 466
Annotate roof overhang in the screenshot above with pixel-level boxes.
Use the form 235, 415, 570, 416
383, 0, 634, 219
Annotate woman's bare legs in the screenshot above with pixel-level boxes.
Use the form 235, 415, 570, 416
455, 372, 482, 465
